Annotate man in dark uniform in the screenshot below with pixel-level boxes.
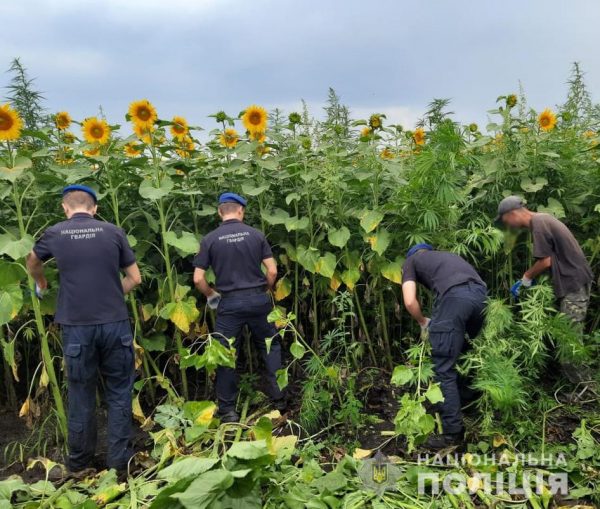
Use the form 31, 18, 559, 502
402, 244, 487, 449
26, 185, 141, 473
496, 196, 594, 383
192, 192, 285, 423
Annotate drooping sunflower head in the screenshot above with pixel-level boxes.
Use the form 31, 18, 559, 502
82, 117, 111, 145
176, 135, 195, 158
506, 94, 518, 108
413, 127, 426, 145
242, 105, 268, 133
133, 123, 155, 144
55, 111, 72, 130
360, 127, 372, 138
380, 147, 394, 160
128, 99, 157, 128
219, 128, 239, 148
63, 131, 76, 144
469, 123, 478, 133
369, 114, 383, 130
83, 146, 101, 157
170, 116, 189, 139
0, 103, 23, 141
124, 142, 142, 157
538, 108, 557, 132
250, 130, 266, 143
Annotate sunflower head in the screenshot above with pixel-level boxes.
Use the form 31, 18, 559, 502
176, 135, 195, 158
300, 136, 311, 150
83, 146, 101, 157
413, 127, 426, 145
369, 114, 383, 130
63, 131, 76, 144
55, 111, 72, 130
506, 94, 518, 108
380, 147, 394, 160
360, 127, 372, 138
469, 123, 478, 133
128, 99, 157, 128
289, 112, 302, 125
250, 130, 266, 143
215, 111, 227, 123
538, 108, 557, 132
0, 103, 23, 141
124, 142, 142, 157
219, 128, 239, 148
170, 116, 189, 139
242, 105, 268, 134
82, 117, 111, 145
134, 123, 155, 144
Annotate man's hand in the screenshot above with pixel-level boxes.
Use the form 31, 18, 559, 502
419, 317, 431, 330
35, 278, 48, 299
207, 292, 221, 310
510, 277, 535, 299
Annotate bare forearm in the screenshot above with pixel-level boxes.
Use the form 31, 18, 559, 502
122, 277, 137, 295
26, 254, 46, 286
266, 272, 277, 291
406, 301, 427, 326
524, 257, 551, 280
196, 278, 215, 298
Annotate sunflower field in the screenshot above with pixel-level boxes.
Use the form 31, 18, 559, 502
0, 62, 600, 508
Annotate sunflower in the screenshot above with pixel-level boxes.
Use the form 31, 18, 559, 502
133, 123, 155, 144
124, 142, 142, 157
83, 146, 100, 157
170, 116, 189, 139
0, 103, 23, 141
250, 130, 266, 143
176, 135, 195, 158
369, 114, 382, 129
506, 94, 518, 108
360, 127, 371, 138
82, 117, 111, 145
219, 128, 239, 148
242, 105, 268, 134
63, 131, 76, 144
128, 99, 157, 129
413, 127, 425, 145
380, 147, 394, 160
538, 108, 557, 132
468, 123, 478, 133
55, 111, 72, 130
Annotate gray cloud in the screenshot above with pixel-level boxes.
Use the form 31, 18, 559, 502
2, 0, 599, 132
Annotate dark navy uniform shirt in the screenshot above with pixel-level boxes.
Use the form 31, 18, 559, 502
193, 219, 273, 293
402, 250, 486, 297
33, 213, 136, 325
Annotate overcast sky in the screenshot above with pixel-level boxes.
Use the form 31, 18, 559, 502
1, 0, 599, 132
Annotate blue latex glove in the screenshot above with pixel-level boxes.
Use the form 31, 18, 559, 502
510, 280, 523, 299
510, 277, 535, 299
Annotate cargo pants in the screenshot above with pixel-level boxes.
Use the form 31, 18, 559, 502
214, 289, 283, 414
558, 284, 591, 326
428, 282, 487, 434
62, 319, 135, 471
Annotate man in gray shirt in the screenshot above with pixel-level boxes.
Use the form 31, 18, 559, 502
496, 196, 593, 325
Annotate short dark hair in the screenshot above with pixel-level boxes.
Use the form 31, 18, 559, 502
63, 190, 95, 210
218, 202, 243, 215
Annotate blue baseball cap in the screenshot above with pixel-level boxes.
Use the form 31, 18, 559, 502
218, 192, 247, 207
62, 184, 97, 203
406, 243, 433, 258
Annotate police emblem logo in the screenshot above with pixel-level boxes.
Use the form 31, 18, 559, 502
358, 450, 401, 495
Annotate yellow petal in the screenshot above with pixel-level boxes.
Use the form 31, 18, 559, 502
352, 448, 373, 460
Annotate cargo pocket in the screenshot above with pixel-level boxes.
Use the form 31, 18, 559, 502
120, 334, 134, 376
64, 344, 82, 383
428, 320, 457, 358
